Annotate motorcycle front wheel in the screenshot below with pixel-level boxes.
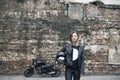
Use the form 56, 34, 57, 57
51, 69, 61, 77
24, 67, 34, 77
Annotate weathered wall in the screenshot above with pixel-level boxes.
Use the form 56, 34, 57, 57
0, 0, 120, 74
82, 2, 120, 73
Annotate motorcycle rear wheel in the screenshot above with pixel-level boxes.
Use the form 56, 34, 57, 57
51, 70, 61, 77
24, 68, 34, 77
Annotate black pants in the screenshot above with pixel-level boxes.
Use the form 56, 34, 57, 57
65, 68, 80, 80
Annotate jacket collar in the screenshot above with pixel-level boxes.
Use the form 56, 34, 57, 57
65, 44, 82, 55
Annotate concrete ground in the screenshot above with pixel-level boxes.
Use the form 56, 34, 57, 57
0, 74, 120, 80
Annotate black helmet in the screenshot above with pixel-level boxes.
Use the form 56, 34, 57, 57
56, 52, 65, 64
56, 52, 65, 58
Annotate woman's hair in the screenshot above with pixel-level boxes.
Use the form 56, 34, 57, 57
69, 31, 79, 42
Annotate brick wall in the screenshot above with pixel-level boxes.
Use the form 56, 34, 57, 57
0, 0, 120, 74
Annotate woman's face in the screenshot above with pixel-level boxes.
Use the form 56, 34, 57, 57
71, 33, 78, 43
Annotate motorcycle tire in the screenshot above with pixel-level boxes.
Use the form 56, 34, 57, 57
24, 68, 34, 77
51, 69, 61, 77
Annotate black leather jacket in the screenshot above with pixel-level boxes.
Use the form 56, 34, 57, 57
58, 44, 84, 74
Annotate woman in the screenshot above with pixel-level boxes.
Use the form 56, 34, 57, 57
57, 31, 84, 80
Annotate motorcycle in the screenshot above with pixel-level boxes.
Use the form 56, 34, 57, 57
24, 59, 61, 77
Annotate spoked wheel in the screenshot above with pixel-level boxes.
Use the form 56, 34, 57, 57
24, 67, 34, 77
51, 69, 61, 77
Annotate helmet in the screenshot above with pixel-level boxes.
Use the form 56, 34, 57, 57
56, 52, 65, 64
